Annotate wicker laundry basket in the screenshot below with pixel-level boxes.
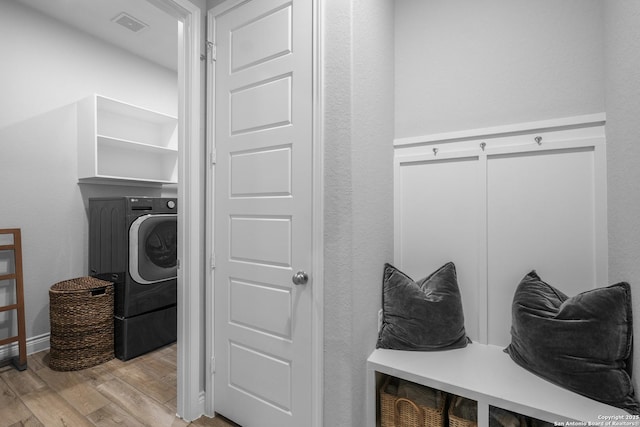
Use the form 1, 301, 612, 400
49, 276, 114, 371
380, 376, 446, 427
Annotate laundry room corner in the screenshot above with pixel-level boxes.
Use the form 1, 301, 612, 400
0, 0, 180, 361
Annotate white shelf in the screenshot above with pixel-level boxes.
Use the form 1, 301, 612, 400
77, 94, 178, 186
96, 135, 177, 153
367, 344, 629, 427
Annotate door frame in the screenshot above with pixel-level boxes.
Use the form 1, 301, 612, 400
146, 0, 203, 421
204, 1, 325, 425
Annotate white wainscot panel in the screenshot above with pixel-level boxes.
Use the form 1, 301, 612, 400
230, 75, 292, 135
231, 4, 292, 72
229, 342, 292, 412
397, 156, 481, 341
231, 146, 292, 197
229, 278, 292, 339
230, 216, 292, 267
486, 148, 597, 347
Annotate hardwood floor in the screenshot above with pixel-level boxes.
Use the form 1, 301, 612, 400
0, 344, 239, 427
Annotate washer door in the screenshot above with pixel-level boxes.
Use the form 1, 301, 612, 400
129, 214, 177, 285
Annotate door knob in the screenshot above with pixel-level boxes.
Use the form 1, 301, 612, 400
292, 271, 309, 285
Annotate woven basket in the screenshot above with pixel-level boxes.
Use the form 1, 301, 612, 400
380, 377, 446, 427
49, 276, 114, 371
448, 395, 478, 427
489, 406, 528, 427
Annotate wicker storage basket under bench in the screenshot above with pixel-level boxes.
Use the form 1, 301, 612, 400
48, 276, 114, 371
448, 395, 478, 427
380, 376, 446, 427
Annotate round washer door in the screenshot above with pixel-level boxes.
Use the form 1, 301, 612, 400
129, 214, 177, 285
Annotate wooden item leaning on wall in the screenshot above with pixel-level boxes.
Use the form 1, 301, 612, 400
0, 228, 27, 371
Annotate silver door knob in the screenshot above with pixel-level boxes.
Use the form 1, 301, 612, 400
292, 271, 309, 285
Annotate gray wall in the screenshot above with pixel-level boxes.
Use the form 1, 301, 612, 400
395, 0, 604, 137
604, 0, 640, 396
322, 0, 395, 425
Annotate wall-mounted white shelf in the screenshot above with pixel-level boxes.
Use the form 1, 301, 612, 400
77, 94, 178, 186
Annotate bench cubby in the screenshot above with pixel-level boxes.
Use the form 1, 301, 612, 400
367, 344, 631, 427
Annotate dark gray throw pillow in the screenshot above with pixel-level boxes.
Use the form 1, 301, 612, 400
376, 262, 470, 351
505, 271, 640, 414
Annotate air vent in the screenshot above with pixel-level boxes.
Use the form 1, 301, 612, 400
112, 12, 148, 33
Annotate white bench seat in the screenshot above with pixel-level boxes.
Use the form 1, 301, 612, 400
366, 343, 632, 427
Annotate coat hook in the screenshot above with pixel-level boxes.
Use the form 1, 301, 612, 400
535, 136, 542, 145
480, 142, 486, 151
433, 147, 438, 156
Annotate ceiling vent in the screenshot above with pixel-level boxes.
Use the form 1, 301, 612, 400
112, 12, 148, 33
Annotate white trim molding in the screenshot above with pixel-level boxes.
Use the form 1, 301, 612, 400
0, 333, 50, 361
394, 113, 606, 148
204, 5, 215, 419
146, 0, 203, 422
311, 0, 324, 425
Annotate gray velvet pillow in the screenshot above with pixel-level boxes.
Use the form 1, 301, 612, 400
505, 271, 640, 414
376, 262, 470, 351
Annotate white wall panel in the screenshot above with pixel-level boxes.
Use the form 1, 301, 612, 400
487, 148, 598, 346
396, 156, 481, 340
394, 118, 607, 346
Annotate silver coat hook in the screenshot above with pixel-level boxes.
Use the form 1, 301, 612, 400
480, 142, 486, 151
433, 147, 438, 156
535, 136, 542, 145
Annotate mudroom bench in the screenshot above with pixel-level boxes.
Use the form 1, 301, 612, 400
366, 343, 630, 427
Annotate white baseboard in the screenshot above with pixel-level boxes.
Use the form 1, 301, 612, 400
0, 333, 50, 360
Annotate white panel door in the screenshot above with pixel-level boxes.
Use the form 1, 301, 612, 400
211, 0, 313, 426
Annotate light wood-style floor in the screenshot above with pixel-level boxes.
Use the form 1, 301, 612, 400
0, 344, 239, 427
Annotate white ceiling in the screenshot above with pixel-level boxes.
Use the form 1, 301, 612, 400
17, 0, 178, 71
